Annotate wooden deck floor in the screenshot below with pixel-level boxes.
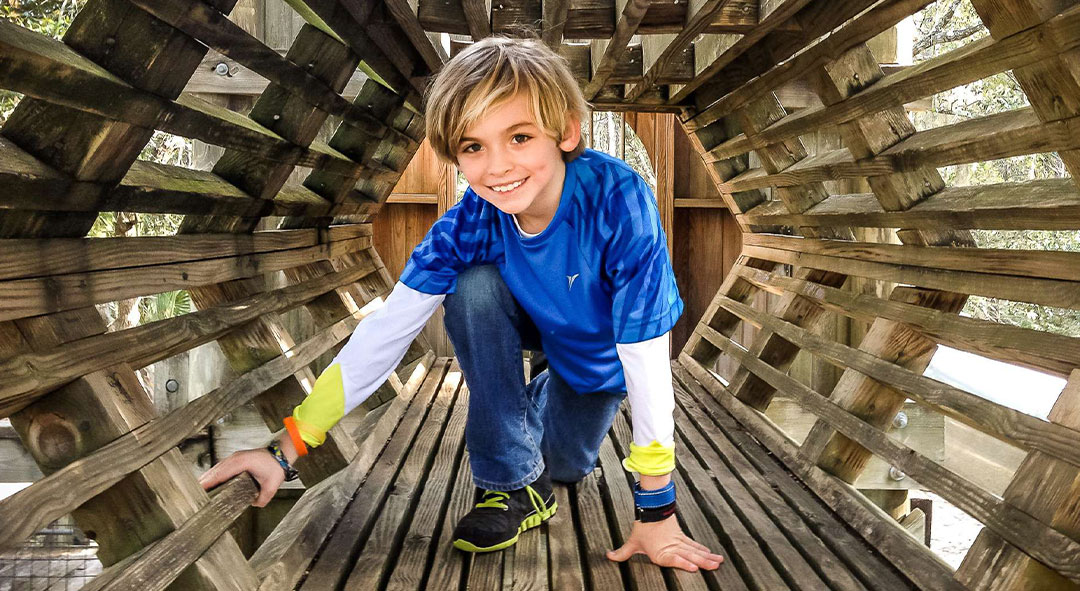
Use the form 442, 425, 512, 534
291, 358, 923, 591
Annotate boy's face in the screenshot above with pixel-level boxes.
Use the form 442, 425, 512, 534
455, 93, 580, 222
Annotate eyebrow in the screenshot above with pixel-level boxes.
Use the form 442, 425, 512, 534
459, 121, 536, 144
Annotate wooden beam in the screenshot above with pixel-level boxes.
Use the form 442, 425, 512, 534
81, 474, 259, 591
626, 0, 742, 101
0, 256, 381, 416
583, 0, 651, 100
542, 0, 571, 47
383, 0, 449, 71
461, 0, 492, 39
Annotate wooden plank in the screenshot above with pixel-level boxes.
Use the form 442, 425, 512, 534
547, 484, 585, 591
626, 0, 741, 101
733, 264, 1080, 379
0, 255, 379, 414
541, 0, 571, 47
670, 364, 922, 591
82, 474, 258, 591
956, 370, 1080, 590
686, 326, 1080, 585
296, 360, 451, 591
582, 0, 651, 100
0, 224, 368, 281
383, 376, 470, 590
0, 21, 383, 182
0, 235, 370, 321
250, 352, 437, 590
700, 295, 1080, 472
573, 468, 625, 590
608, 413, 728, 591
382, 0, 448, 71
422, 451, 474, 590
717, 6, 1080, 155
668, 0, 811, 104
686, 0, 932, 128
739, 178, 1080, 231
676, 357, 968, 591
592, 436, 670, 591
746, 233, 1080, 283
0, 310, 367, 552
342, 364, 463, 590
461, 0, 492, 39
742, 241, 1080, 311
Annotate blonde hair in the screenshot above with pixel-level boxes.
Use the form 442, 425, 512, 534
424, 36, 590, 164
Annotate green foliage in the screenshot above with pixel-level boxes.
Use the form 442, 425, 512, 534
140, 290, 193, 323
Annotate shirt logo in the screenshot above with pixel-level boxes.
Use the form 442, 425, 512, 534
567, 273, 579, 291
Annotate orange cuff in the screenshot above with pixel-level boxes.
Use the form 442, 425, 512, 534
283, 416, 309, 457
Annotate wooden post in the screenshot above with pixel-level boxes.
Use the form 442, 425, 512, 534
955, 370, 1080, 590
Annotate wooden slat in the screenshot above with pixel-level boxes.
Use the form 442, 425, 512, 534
746, 233, 1080, 283
668, 0, 811, 104
461, 0, 492, 39
717, 109, 1080, 195
573, 466, 625, 590
671, 361, 965, 591
742, 240, 1080, 310
686, 0, 934, 129
0, 224, 368, 281
541, 0, 571, 47
250, 352, 437, 590
0, 308, 366, 552
712, 5, 1080, 157
82, 474, 259, 591
127, 0, 412, 143
382, 377, 470, 589
625, 0, 741, 101
296, 360, 451, 590
0, 21, 388, 182
342, 364, 463, 590
383, 0, 448, 71
956, 371, 1080, 590
699, 296, 1080, 471
608, 412, 748, 591
733, 264, 1080, 378
0, 234, 370, 322
423, 452, 475, 589
582, 0, 651, 100
671, 384, 913, 591
739, 178, 1080, 231
0, 255, 380, 417
690, 324, 1080, 585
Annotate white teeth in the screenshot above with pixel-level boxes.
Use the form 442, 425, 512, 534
491, 179, 524, 192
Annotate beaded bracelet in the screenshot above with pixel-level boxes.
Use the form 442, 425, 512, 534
267, 441, 300, 482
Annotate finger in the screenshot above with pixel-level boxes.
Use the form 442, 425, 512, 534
676, 546, 722, 570
606, 541, 640, 563
680, 538, 724, 563
199, 463, 230, 490
254, 477, 276, 507
659, 553, 699, 573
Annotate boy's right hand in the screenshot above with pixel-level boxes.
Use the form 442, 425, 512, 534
198, 447, 285, 507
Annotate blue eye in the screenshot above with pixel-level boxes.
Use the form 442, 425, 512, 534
512, 134, 530, 143
461, 143, 480, 153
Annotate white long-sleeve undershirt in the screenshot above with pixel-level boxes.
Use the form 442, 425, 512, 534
333, 281, 676, 455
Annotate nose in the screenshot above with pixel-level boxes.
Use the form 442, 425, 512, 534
487, 145, 512, 177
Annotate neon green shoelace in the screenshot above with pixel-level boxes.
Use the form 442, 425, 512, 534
477, 491, 510, 510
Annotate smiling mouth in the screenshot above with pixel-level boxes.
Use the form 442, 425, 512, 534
489, 177, 528, 194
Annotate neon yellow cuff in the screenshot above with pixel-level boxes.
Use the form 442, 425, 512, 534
291, 363, 346, 448
622, 441, 676, 475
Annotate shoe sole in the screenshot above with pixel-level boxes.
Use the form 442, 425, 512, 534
452, 500, 558, 553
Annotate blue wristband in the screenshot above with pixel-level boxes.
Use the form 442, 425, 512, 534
633, 480, 676, 509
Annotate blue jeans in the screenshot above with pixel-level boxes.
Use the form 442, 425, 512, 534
444, 265, 626, 491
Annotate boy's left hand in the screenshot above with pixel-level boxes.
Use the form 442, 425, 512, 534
606, 515, 724, 572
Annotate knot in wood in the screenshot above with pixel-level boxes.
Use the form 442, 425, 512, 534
28, 412, 83, 469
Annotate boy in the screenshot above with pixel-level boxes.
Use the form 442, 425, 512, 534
200, 36, 723, 573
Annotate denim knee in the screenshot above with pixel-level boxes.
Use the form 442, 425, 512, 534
444, 265, 511, 320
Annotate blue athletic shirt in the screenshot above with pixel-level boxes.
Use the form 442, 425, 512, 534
399, 148, 683, 394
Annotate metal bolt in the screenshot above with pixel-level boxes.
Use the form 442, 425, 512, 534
892, 411, 908, 429
104, 37, 116, 46
853, 72, 859, 81
888, 467, 906, 481
273, 114, 281, 121
165, 378, 180, 393
214, 62, 230, 76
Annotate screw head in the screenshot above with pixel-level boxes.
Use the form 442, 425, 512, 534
214, 62, 230, 76
165, 378, 180, 393
888, 467, 907, 481
892, 411, 909, 429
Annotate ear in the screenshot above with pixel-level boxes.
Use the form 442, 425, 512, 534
558, 113, 582, 152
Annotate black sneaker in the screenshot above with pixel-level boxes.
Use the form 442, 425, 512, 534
451, 469, 557, 552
